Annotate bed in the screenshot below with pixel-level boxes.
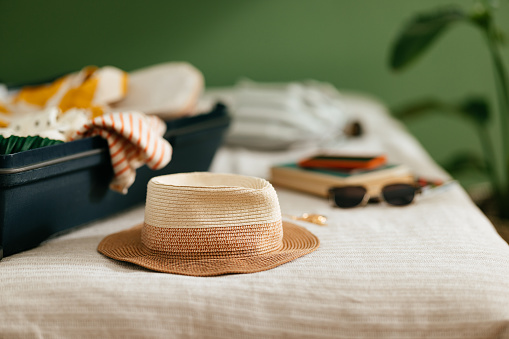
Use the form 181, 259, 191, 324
1, 94, 508, 338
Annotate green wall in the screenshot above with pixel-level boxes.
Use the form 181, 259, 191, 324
1, 0, 508, 186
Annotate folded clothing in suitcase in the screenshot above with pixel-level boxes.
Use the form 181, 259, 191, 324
0, 103, 230, 259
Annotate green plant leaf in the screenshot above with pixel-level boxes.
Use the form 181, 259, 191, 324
441, 152, 486, 174
468, 1, 492, 30
0, 135, 63, 155
393, 96, 491, 125
458, 97, 490, 125
392, 99, 452, 120
390, 8, 466, 70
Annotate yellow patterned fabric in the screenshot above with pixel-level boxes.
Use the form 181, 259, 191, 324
4, 66, 128, 127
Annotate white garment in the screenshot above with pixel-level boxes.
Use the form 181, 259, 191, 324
211, 92, 449, 180
201, 80, 351, 150
113, 62, 204, 118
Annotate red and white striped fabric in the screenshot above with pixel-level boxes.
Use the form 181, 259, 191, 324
71, 112, 172, 194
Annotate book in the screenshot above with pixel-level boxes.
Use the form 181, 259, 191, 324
298, 154, 387, 170
269, 163, 414, 197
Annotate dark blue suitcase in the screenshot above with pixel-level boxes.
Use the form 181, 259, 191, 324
0, 103, 230, 259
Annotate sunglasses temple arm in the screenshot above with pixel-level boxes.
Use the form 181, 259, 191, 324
418, 179, 457, 196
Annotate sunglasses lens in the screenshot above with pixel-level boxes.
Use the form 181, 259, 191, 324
330, 186, 367, 208
382, 184, 416, 206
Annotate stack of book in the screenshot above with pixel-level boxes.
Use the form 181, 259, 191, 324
269, 155, 414, 197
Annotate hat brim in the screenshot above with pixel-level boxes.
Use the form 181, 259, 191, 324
97, 221, 319, 276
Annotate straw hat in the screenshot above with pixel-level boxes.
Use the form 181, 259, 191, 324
98, 172, 320, 276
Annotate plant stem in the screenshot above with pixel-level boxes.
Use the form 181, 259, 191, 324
477, 125, 500, 189
485, 28, 509, 195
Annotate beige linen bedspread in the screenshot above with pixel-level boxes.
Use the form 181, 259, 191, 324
1, 94, 508, 338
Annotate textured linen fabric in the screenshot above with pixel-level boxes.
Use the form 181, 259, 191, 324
1, 94, 509, 338
71, 112, 172, 194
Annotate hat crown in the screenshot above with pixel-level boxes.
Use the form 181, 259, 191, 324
144, 172, 282, 229
141, 172, 284, 256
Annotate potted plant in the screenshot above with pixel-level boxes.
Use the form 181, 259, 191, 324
389, 0, 509, 220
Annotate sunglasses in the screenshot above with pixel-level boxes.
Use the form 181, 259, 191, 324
328, 183, 423, 208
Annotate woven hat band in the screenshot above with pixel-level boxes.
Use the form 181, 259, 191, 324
141, 220, 284, 257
